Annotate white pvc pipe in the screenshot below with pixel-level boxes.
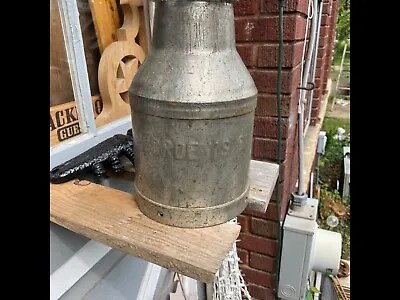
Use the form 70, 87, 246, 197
313, 272, 322, 300
297, 0, 319, 197
305, 0, 324, 134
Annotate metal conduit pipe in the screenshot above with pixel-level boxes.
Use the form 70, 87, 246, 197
294, 0, 319, 203
304, 0, 324, 134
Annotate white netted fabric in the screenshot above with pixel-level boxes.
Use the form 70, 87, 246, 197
212, 218, 252, 300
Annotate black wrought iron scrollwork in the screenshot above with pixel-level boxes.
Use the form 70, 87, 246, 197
50, 129, 134, 184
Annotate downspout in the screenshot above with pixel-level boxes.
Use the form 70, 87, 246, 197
304, 0, 324, 134
275, 0, 285, 298
293, 0, 319, 206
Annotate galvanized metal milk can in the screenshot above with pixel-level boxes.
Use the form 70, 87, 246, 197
129, 0, 258, 227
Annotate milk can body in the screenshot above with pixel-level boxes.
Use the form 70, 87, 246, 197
129, 0, 258, 227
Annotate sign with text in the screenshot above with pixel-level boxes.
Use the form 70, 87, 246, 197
50, 96, 103, 146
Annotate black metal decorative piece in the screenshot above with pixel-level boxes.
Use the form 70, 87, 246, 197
50, 129, 134, 184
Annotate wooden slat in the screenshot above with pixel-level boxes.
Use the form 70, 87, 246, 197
50, 181, 240, 283
88, 0, 121, 54
338, 260, 350, 289
247, 160, 279, 212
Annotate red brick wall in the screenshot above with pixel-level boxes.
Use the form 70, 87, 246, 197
234, 0, 339, 299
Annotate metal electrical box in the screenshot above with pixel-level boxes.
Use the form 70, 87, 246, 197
278, 198, 342, 300
317, 131, 327, 155
278, 198, 318, 299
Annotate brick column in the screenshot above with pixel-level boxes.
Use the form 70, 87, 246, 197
309, 0, 340, 125
233, 0, 340, 299
234, 0, 306, 298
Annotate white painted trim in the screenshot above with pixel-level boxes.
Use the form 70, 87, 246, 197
58, 0, 97, 135
50, 116, 132, 170
181, 275, 201, 299
314, 272, 322, 300
50, 240, 111, 300
50, 3, 138, 299
136, 263, 162, 300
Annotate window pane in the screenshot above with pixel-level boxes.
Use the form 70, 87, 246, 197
76, 0, 102, 98
50, 0, 74, 107
50, 0, 104, 146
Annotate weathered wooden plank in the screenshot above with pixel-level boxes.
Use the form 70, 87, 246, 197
50, 181, 240, 283
247, 160, 279, 212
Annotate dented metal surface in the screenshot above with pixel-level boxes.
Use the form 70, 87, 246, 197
50, 130, 134, 183
129, 0, 258, 227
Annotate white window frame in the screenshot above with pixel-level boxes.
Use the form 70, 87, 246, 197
50, 0, 132, 170
50, 2, 161, 299
50, 2, 132, 297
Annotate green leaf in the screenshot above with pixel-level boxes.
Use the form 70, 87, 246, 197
310, 287, 320, 294
306, 290, 314, 300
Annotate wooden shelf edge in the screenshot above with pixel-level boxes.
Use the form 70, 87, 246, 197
247, 160, 279, 212
50, 181, 240, 283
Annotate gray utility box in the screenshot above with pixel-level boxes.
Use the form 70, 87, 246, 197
278, 198, 342, 300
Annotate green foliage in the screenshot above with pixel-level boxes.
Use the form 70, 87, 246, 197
317, 184, 350, 260
317, 116, 351, 260
310, 287, 320, 294
336, 7, 350, 43
322, 117, 350, 135
306, 286, 320, 300
319, 118, 350, 188
319, 183, 341, 202
333, 0, 350, 64
306, 291, 313, 300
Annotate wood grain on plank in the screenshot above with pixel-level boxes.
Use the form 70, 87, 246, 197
50, 181, 240, 283
88, 0, 121, 54
247, 160, 279, 212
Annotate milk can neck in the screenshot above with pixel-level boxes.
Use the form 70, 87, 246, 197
151, 0, 236, 53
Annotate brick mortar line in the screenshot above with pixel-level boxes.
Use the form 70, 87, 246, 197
237, 249, 278, 261
239, 264, 277, 276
